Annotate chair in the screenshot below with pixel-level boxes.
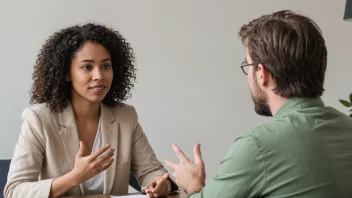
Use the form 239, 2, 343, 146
0, 159, 141, 198
0, 160, 10, 198
129, 172, 141, 191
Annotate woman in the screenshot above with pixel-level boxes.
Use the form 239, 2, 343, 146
4, 23, 175, 198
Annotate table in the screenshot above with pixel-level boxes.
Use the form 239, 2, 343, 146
63, 191, 188, 198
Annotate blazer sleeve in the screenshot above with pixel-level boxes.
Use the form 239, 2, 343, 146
129, 106, 170, 188
4, 108, 54, 198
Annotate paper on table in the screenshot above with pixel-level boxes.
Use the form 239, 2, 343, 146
111, 195, 149, 198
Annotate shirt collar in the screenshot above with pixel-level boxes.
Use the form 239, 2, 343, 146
274, 97, 324, 119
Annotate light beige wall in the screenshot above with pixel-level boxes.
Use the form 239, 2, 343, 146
0, 0, 351, 182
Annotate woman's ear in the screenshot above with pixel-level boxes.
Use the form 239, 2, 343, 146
65, 74, 71, 82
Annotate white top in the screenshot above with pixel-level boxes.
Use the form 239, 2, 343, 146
84, 119, 104, 194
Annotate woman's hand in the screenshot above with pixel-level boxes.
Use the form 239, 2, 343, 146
50, 141, 114, 197
71, 141, 115, 184
142, 173, 171, 197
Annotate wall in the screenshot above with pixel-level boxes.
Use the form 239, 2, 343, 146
0, 0, 351, 184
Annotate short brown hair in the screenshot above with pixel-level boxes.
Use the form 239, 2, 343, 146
239, 10, 327, 98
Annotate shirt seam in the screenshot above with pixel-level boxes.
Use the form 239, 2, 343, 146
244, 133, 268, 195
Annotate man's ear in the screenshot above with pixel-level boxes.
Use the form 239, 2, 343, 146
256, 63, 270, 87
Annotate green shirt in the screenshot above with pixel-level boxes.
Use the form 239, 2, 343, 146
189, 97, 352, 198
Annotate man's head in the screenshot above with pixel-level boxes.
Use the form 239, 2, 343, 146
239, 10, 327, 116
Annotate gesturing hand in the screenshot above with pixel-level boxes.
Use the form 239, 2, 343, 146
142, 173, 171, 197
71, 141, 115, 184
164, 144, 206, 194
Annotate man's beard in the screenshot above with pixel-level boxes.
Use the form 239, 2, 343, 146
251, 79, 272, 117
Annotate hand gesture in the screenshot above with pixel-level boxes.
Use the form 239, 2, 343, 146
71, 141, 115, 184
165, 144, 205, 194
142, 173, 171, 197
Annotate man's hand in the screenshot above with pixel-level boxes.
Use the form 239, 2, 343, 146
164, 144, 206, 194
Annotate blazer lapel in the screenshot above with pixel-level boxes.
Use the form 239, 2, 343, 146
58, 103, 118, 195
58, 103, 84, 195
100, 103, 118, 194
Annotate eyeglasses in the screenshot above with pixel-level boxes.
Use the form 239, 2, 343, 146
240, 62, 256, 75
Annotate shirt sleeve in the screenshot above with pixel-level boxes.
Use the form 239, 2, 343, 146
188, 135, 266, 198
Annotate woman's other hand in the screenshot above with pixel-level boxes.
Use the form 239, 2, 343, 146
142, 173, 171, 197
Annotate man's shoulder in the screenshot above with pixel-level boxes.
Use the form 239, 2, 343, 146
240, 120, 287, 139
238, 120, 293, 150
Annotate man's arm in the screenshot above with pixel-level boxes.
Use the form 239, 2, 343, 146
189, 135, 266, 198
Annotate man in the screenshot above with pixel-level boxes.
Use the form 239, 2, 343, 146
165, 10, 352, 198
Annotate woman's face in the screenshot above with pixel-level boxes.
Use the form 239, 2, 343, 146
68, 41, 113, 105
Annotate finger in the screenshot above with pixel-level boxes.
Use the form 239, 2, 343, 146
93, 148, 115, 167
143, 181, 155, 194
164, 159, 177, 170
172, 144, 189, 162
193, 144, 203, 163
151, 177, 167, 193
145, 190, 153, 195
142, 187, 149, 193
162, 173, 169, 179
96, 154, 114, 168
97, 147, 115, 159
144, 180, 156, 190
147, 192, 159, 198
150, 174, 169, 194
142, 186, 149, 192
88, 144, 111, 161
99, 158, 114, 170
142, 185, 151, 194
150, 180, 157, 188
76, 141, 86, 158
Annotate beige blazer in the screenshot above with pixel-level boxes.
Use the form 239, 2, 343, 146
4, 103, 168, 198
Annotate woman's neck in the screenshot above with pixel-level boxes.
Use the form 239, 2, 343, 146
71, 99, 100, 122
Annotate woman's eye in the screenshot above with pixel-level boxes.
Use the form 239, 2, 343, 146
82, 65, 92, 70
102, 64, 111, 70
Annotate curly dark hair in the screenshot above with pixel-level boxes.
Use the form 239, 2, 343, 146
30, 23, 136, 113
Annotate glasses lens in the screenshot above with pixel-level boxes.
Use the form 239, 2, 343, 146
244, 66, 249, 74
